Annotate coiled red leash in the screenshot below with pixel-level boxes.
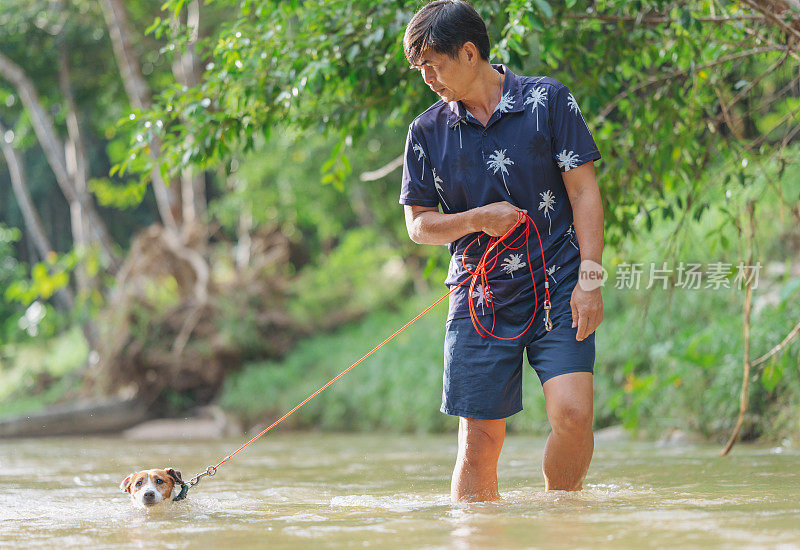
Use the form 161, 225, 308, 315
178, 210, 551, 496
464, 210, 552, 338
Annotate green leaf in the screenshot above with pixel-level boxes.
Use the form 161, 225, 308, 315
760, 361, 783, 392
533, 0, 553, 20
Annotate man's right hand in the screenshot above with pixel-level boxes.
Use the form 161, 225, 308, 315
475, 201, 526, 237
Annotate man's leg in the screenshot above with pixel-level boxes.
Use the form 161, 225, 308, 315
451, 417, 506, 502
541, 372, 594, 491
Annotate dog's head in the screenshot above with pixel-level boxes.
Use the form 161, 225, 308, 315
120, 468, 183, 509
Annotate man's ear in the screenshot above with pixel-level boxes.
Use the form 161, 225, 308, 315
120, 474, 133, 493
166, 468, 183, 485
461, 41, 478, 65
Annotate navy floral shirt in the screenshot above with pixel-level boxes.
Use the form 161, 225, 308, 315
400, 64, 601, 321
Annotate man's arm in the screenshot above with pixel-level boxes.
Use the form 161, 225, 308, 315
563, 161, 604, 341
404, 201, 527, 245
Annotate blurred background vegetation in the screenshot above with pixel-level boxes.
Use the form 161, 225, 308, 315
0, 0, 798, 446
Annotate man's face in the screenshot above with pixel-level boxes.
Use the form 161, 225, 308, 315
410, 47, 471, 103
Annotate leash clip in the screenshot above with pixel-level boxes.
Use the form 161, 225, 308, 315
174, 465, 216, 500
189, 465, 217, 487
543, 300, 553, 331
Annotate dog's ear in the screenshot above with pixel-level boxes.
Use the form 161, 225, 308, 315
120, 474, 134, 493
166, 468, 183, 484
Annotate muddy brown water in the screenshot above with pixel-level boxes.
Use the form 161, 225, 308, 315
1, 433, 798, 549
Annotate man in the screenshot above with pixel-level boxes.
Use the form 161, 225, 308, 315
399, 0, 605, 502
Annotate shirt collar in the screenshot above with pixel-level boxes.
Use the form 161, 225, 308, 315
447, 64, 524, 128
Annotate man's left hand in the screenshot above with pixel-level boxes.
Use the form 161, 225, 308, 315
570, 284, 603, 341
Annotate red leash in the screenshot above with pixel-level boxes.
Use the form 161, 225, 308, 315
180, 210, 551, 491
464, 210, 552, 338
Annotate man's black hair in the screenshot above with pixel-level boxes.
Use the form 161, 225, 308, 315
403, 0, 490, 66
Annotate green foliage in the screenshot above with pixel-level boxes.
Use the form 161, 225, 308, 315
0, 224, 25, 343
0, 324, 88, 416
3, 253, 73, 305
219, 290, 453, 433
114, 0, 799, 255
288, 227, 410, 329
88, 177, 149, 209
595, 276, 800, 441
207, 127, 355, 250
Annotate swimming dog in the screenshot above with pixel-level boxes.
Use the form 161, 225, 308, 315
120, 468, 184, 508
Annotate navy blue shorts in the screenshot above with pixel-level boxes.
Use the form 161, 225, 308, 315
441, 272, 595, 420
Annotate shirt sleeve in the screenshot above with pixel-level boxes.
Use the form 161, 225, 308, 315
399, 123, 438, 207
549, 84, 601, 172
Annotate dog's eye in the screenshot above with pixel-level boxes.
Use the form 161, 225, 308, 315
135, 480, 143, 487
156, 478, 163, 484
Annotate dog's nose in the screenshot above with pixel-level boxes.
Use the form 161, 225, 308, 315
143, 491, 155, 501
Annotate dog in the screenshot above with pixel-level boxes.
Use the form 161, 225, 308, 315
120, 468, 185, 509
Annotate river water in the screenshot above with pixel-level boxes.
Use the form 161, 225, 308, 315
1, 433, 798, 549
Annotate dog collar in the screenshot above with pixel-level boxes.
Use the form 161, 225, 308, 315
173, 483, 190, 502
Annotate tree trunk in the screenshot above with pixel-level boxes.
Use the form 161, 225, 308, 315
99, 0, 180, 231
172, 0, 207, 226
1, 124, 56, 272
58, 44, 111, 304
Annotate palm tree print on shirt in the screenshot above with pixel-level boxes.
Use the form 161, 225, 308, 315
547, 264, 560, 284
501, 254, 527, 278
486, 149, 514, 196
566, 223, 579, 250
431, 167, 449, 210
538, 189, 556, 234
496, 91, 515, 114
472, 282, 491, 315
566, 93, 581, 116
524, 86, 547, 131
566, 92, 589, 126
451, 150, 475, 183
556, 149, 580, 171
526, 133, 549, 159
412, 142, 426, 179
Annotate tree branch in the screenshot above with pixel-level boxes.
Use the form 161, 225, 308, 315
751, 320, 800, 368
360, 154, 404, 181
740, 0, 800, 43
720, 200, 757, 456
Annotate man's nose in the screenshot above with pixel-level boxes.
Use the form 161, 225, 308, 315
422, 66, 436, 85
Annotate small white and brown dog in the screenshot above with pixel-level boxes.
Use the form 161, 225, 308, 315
120, 468, 185, 509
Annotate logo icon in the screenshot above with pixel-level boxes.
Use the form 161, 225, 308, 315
578, 260, 608, 291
